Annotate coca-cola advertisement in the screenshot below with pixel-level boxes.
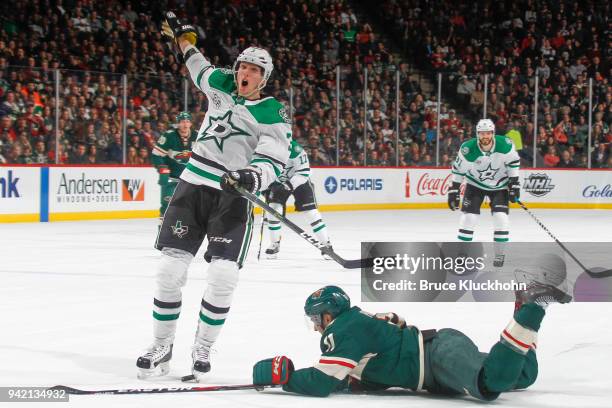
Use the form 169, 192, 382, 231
414, 172, 465, 197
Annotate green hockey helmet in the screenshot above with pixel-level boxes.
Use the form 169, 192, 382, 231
176, 111, 192, 122
304, 286, 351, 323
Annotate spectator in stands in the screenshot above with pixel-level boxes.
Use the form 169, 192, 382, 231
557, 149, 575, 168
592, 143, 610, 168
544, 146, 560, 167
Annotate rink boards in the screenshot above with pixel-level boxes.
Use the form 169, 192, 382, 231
1, 165, 611, 222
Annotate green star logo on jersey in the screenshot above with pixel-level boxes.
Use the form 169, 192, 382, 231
477, 163, 499, 182
198, 110, 250, 152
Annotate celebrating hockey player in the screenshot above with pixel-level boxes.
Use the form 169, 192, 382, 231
252, 283, 570, 399
151, 111, 198, 224
136, 12, 290, 381
448, 118, 521, 267
264, 139, 332, 259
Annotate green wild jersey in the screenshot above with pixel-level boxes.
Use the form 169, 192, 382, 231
152, 128, 198, 178
182, 45, 291, 190
283, 307, 424, 397
279, 141, 310, 188
452, 135, 520, 191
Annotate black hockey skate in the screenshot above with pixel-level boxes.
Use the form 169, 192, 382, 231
191, 343, 211, 382
493, 254, 505, 268
136, 343, 172, 379
514, 281, 572, 311
265, 242, 280, 259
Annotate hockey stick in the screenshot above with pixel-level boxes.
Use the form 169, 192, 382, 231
516, 199, 612, 278
236, 186, 373, 269
257, 209, 266, 260
48, 383, 277, 396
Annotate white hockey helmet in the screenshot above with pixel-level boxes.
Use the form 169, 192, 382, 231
233, 47, 274, 90
476, 118, 495, 134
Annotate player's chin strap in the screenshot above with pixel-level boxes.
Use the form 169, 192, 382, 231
233, 72, 267, 100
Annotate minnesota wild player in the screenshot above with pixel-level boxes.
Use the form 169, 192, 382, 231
449, 119, 521, 267
264, 139, 332, 259
252, 283, 571, 400
151, 112, 198, 223
137, 12, 290, 382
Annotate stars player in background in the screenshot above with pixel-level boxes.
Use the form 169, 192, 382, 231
264, 139, 332, 259
251, 283, 570, 399
448, 119, 521, 267
136, 12, 291, 382
151, 112, 198, 225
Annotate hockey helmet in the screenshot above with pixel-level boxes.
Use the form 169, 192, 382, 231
233, 47, 274, 90
304, 286, 351, 324
476, 118, 495, 135
176, 111, 192, 122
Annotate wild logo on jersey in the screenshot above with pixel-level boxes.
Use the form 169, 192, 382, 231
198, 110, 250, 152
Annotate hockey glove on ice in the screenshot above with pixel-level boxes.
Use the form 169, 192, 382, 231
221, 168, 262, 195
447, 182, 461, 211
253, 356, 294, 385
509, 177, 520, 203
268, 181, 293, 205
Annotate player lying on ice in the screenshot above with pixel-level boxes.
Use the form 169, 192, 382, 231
252, 282, 571, 400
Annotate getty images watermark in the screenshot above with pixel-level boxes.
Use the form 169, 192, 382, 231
361, 242, 612, 302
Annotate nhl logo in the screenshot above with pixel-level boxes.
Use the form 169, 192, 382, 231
523, 173, 555, 197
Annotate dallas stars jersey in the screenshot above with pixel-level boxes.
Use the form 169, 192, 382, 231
452, 135, 520, 191
182, 45, 291, 190
151, 128, 198, 178
283, 307, 423, 397
279, 141, 310, 188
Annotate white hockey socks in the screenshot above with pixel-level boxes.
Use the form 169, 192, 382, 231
303, 209, 330, 244
457, 213, 478, 241
493, 211, 510, 255
153, 248, 193, 345
266, 202, 283, 243
195, 259, 239, 347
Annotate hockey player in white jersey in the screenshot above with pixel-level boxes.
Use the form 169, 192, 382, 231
264, 139, 332, 259
136, 12, 290, 382
448, 119, 521, 267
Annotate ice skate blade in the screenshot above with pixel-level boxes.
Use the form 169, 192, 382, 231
264, 253, 278, 259
137, 361, 170, 379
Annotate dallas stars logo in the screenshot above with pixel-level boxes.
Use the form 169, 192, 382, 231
478, 163, 499, 182
198, 110, 250, 151
171, 220, 189, 238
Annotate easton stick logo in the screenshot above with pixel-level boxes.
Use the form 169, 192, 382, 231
171, 220, 189, 238
122, 179, 145, 201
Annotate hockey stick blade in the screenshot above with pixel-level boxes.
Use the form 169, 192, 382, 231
237, 186, 370, 269
49, 383, 274, 395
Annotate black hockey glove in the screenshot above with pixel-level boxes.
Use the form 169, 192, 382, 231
268, 181, 293, 205
221, 168, 262, 196
447, 182, 461, 211
162, 11, 198, 45
161, 11, 198, 63
509, 177, 520, 203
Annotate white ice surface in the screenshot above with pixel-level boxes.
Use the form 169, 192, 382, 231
1, 209, 611, 408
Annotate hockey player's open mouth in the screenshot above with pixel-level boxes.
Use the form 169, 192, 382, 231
241, 79, 249, 87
